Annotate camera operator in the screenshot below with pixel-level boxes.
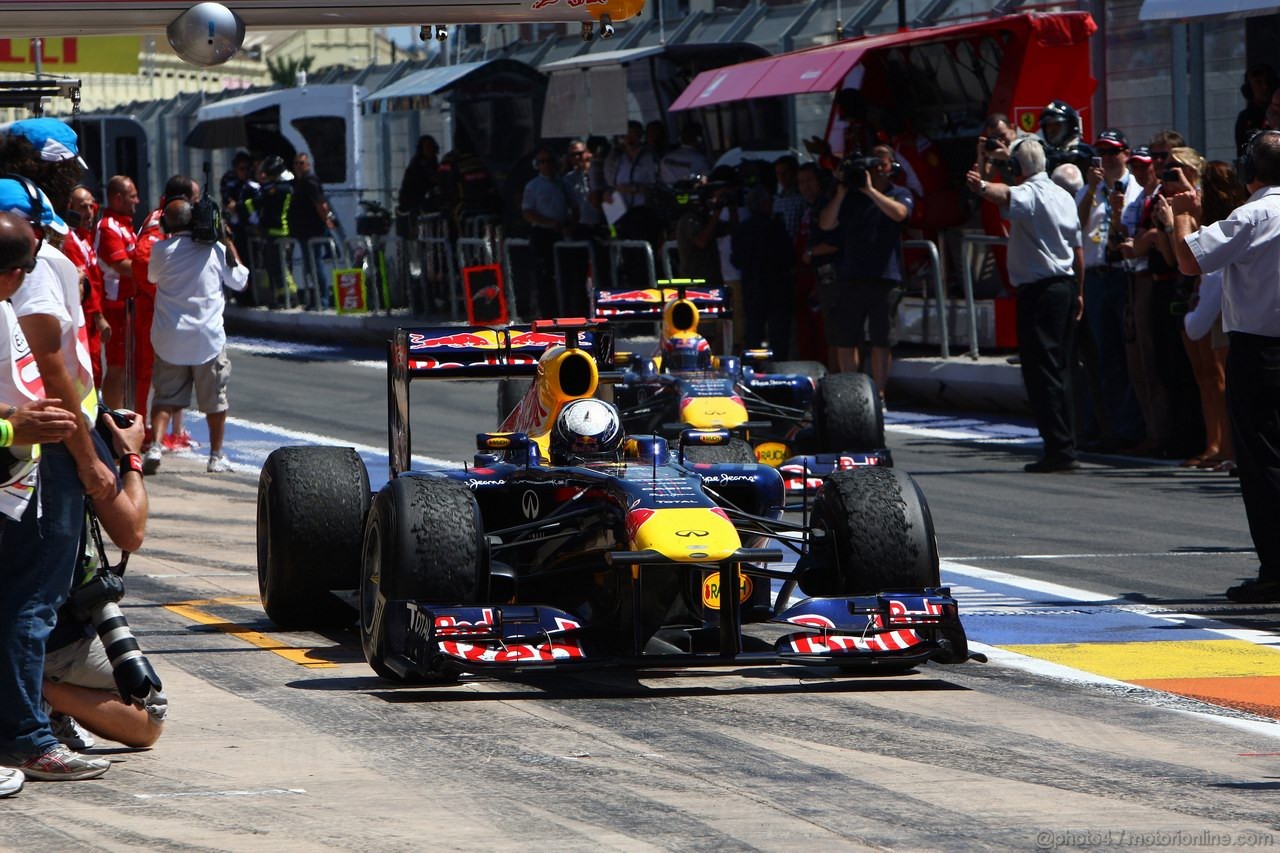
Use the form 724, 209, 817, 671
1077, 129, 1146, 449
675, 176, 728, 287
43, 406, 164, 750
818, 145, 912, 394
967, 137, 1085, 473
146, 199, 248, 474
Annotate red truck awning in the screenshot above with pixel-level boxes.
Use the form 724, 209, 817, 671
669, 12, 1096, 111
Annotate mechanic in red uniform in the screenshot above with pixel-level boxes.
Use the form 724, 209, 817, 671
61, 186, 108, 390
95, 176, 140, 412
133, 175, 199, 451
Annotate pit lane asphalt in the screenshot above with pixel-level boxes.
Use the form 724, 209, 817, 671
5, 337, 1279, 850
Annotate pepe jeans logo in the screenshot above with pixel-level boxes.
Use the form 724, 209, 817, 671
521, 490, 540, 519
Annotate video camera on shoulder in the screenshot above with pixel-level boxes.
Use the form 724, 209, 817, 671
192, 161, 224, 244
839, 154, 882, 189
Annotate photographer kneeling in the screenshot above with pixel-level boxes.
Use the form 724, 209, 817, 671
43, 407, 165, 749
145, 199, 248, 474
818, 145, 912, 389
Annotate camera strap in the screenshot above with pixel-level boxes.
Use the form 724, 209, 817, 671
84, 501, 129, 579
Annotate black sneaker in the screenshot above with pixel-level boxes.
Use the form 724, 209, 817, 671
1024, 457, 1080, 473
1226, 578, 1280, 603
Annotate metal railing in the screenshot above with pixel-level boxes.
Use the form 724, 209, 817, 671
959, 234, 1008, 360
903, 238, 949, 358
502, 237, 530, 323
608, 240, 657, 291
661, 240, 679, 280
552, 240, 594, 318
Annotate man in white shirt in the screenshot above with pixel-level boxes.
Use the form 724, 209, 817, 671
967, 137, 1085, 472
146, 200, 249, 474
0, 186, 114, 782
1171, 129, 1280, 602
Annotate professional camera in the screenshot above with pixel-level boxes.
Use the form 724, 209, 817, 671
192, 161, 224, 244
839, 155, 882, 189
67, 508, 167, 719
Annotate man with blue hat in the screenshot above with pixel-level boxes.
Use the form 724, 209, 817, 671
0, 177, 113, 781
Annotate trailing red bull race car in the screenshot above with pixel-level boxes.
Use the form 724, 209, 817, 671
591, 283, 890, 496
256, 319, 976, 681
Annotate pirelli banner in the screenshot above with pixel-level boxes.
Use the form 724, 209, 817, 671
0, 37, 140, 75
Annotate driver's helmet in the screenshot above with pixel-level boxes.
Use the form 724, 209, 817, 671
661, 334, 712, 371
1038, 100, 1079, 148
550, 398, 624, 465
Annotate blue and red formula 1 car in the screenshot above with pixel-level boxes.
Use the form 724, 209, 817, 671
593, 282, 892, 497
256, 319, 977, 682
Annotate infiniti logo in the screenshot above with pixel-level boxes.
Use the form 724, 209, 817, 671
521, 489, 540, 519
675, 530, 708, 538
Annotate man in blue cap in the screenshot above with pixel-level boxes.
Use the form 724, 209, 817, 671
0, 118, 88, 212
0, 178, 113, 781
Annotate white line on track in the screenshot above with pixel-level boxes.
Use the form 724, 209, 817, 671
134, 788, 307, 800
948, 551, 1255, 561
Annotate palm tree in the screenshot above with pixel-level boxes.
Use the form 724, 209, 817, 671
266, 54, 315, 88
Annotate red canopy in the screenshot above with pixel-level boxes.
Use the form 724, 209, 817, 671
669, 12, 1096, 112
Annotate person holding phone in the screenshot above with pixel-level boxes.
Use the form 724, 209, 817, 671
1137, 147, 1209, 460
1075, 129, 1146, 450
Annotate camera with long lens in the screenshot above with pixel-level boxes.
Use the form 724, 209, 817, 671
68, 410, 168, 719
839, 155, 881, 189
192, 161, 223, 244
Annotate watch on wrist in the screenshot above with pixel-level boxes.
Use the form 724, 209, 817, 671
120, 453, 143, 476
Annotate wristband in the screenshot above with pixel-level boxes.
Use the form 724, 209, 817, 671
120, 453, 143, 476
0, 418, 12, 448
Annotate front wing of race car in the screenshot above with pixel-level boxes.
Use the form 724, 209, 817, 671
377, 587, 973, 679
776, 450, 895, 497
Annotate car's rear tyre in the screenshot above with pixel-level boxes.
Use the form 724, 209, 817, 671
683, 437, 757, 465
497, 378, 532, 425
257, 446, 369, 630
815, 372, 884, 451
360, 476, 485, 682
802, 467, 939, 596
769, 360, 828, 380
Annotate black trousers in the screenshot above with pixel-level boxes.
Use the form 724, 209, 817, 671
526, 228, 559, 318
1226, 332, 1280, 581
1017, 276, 1078, 462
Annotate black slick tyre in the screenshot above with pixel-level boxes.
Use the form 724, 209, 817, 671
769, 360, 828, 381
803, 467, 939, 596
257, 446, 369, 630
683, 437, 757, 465
497, 378, 532, 425
815, 372, 884, 451
360, 476, 485, 682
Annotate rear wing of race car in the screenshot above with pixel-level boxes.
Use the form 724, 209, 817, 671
591, 279, 730, 319
387, 319, 615, 478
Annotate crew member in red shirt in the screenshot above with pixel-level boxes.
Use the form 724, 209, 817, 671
61, 186, 108, 389
95, 176, 140, 411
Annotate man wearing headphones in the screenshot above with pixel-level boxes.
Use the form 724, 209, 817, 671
818, 143, 913, 387
146, 199, 248, 474
967, 137, 1085, 472
1171, 130, 1280, 602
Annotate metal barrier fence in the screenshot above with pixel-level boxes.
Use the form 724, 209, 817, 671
608, 240, 657, 291
902, 238, 949, 358
552, 241, 594, 318
661, 240, 679, 280
959, 234, 1008, 360
502, 237, 529, 323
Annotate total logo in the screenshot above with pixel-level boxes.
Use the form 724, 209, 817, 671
701, 570, 753, 610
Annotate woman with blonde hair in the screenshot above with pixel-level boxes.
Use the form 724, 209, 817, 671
1180, 160, 1248, 471
1129, 146, 1208, 458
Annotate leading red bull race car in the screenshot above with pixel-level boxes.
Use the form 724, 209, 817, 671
592, 283, 890, 497
256, 320, 976, 682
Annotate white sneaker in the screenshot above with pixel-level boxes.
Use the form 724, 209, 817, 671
49, 712, 95, 750
143, 444, 163, 475
0, 768, 23, 797
207, 453, 233, 473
